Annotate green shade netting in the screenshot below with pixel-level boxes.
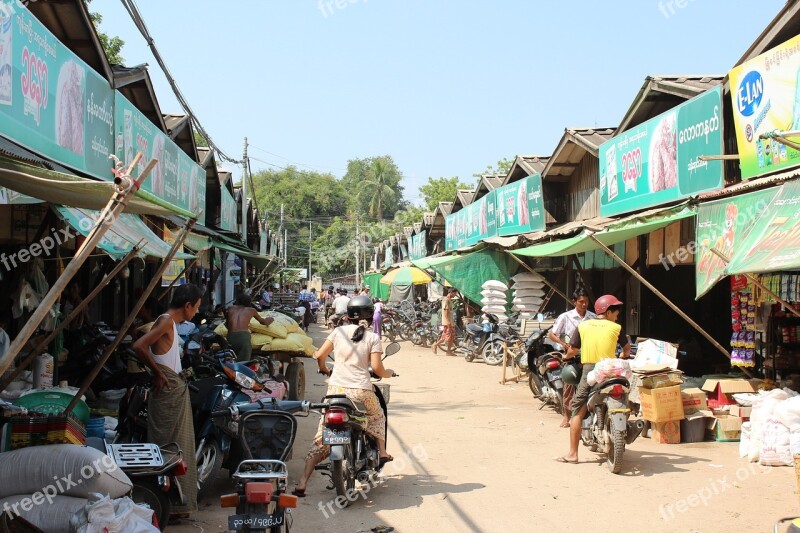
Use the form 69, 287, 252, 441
364, 272, 389, 300
424, 248, 519, 306
511, 204, 696, 258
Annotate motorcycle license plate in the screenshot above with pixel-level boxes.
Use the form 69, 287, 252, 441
547, 370, 562, 381
228, 512, 284, 531
322, 428, 351, 445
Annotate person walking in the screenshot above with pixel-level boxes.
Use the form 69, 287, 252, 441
547, 288, 596, 428
557, 294, 630, 465
373, 298, 384, 338
432, 288, 457, 355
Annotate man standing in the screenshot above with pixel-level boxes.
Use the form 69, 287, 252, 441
432, 288, 458, 355
132, 284, 204, 520
226, 293, 275, 361
547, 288, 596, 428
557, 294, 630, 465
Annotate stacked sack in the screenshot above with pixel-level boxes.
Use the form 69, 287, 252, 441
215, 311, 317, 356
481, 280, 509, 322
511, 272, 547, 320
740, 387, 800, 466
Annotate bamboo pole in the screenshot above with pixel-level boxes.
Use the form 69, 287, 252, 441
570, 255, 596, 303
588, 234, 737, 365
157, 258, 199, 301
506, 252, 571, 304
0, 154, 150, 378
63, 217, 197, 417
0, 244, 141, 391
710, 249, 800, 320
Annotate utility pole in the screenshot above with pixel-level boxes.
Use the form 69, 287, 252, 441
355, 217, 360, 290
241, 137, 248, 288
284, 228, 288, 269
279, 203, 284, 262
308, 220, 312, 284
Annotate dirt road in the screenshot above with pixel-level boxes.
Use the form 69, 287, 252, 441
176, 324, 796, 532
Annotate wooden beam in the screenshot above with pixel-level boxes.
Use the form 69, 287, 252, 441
506, 252, 571, 305
570, 255, 595, 303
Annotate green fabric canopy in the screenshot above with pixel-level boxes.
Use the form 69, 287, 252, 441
212, 239, 279, 271
363, 272, 389, 300
512, 204, 696, 258
424, 248, 519, 306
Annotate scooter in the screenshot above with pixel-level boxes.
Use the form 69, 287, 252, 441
460, 313, 504, 364
310, 343, 401, 503
523, 326, 566, 413
580, 368, 645, 474
86, 438, 188, 531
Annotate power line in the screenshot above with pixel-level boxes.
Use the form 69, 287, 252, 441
119, 0, 242, 164
249, 145, 347, 173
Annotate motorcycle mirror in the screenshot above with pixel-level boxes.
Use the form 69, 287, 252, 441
384, 342, 401, 357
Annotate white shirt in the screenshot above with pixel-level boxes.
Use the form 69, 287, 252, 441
552, 308, 597, 342
327, 325, 383, 390
333, 295, 351, 315
150, 314, 182, 373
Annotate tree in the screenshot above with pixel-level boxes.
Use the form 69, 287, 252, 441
341, 156, 405, 220
194, 132, 209, 148
84, 1, 125, 65
419, 176, 470, 211
474, 157, 514, 179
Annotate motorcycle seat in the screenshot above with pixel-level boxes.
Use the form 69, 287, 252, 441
328, 396, 367, 414
592, 377, 630, 390
466, 323, 483, 334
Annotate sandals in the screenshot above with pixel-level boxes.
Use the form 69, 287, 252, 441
291, 488, 306, 498
378, 455, 394, 470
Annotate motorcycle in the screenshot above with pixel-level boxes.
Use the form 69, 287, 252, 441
215, 398, 310, 532
524, 326, 567, 413
86, 438, 188, 531
579, 367, 645, 474
460, 313, 506, 364
59, 324, 131, 395
311, 343, 401, 503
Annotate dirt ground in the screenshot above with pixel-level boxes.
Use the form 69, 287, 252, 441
173, 324, 798, 533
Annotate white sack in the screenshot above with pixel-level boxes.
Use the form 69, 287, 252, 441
0, 494, 87, 533
511, 272, 544, 283
514, 289, 546, 299
480, 289, 507, 299
482, 280, 509, 291
512, 280, 546, 290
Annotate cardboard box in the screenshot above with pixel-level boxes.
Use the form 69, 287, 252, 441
680, 411, 712, 443
730, 405, 752, 418
681, 388, 708, 414
639, 370, 684, 389
640, 385, 685, 423
706, 415, 743, 442
652, 420, 681, 444
701, 378, 755, 407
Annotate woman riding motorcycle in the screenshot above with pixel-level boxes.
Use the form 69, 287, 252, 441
292, 295, 396, 497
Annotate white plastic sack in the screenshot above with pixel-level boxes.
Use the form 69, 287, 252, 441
0, 445, 132, 500
482, 305, 507, 315
480, 298, 507, 306
733, 393, 758, 407
740, 422, 752, 458
748, 390, 791, 462
70, 494, 158, 533
482, 280, 508, 291
790, 425, 800, 456
775, 396, 800, 429
513, 296, 544, 305
630, 339, 679, 370
511, 272, 544, 283
480, 289, 507, 299
593, 358, 632, 382
514, 289, 546, 299
760, 418, 793, 467
0, 494, 86, 533
586, 370, 597, 386
512, 280, 546, 290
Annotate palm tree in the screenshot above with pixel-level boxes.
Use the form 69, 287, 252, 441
358, 158, 396, 220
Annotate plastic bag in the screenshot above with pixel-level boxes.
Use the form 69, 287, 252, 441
775, 396, 800, 429
0, 494, 86, 533
70, 493, 158, 533
482, 280, 508, 291
593, 358, 632, 383
759, 418, 793, 467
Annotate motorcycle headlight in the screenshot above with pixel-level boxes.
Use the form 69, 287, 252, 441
234, 371, 256, 390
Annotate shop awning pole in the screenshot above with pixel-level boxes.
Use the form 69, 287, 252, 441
0, 244, 142, 392
157, 258, 199, 301
506, 251, 571, 305
588, 234, 736, 365
0, 153, 149, 378
570, 255, 596, 303
63, 216, 197, 418
710, 249, 800, 320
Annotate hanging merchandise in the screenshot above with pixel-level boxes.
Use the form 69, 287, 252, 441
731, 276, 757, 368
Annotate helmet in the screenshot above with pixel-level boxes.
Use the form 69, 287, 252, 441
594, 294, 624, 315
347, 295, 374, 321
561, 363, 582, 385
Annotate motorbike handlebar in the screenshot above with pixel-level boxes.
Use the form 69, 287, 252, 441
188, 383, 199, 393
211, 408, 230, 418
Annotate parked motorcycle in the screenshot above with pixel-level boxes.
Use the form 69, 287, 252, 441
86, 438, 188, 530
215, 398, 309, 532
311, 343, 401, 502
580, 371, 645, 474
460, 313, 506, 364
59, 324, 130, 395
524, 326, 566, 413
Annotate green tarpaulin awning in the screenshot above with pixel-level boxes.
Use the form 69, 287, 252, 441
511, 204, 697, 258
363, 272, 389, 300
0, 157, 196, 218
212, 239, 279, 272
54, 206, 194, 260
422, 248, 519, 306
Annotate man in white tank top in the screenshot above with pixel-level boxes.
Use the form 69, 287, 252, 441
133, 284, 204, 519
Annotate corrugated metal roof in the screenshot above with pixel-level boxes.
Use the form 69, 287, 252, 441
733, 1, 800, 69
452, 189, 475, 211
617, 75, 724, 133
435, 202, 453, 218
505, 155, 550, 185
542, 128, 616, 181
422, 212, 435, 227
112, 64, 168, 134
0, 135, 75, 175
697, 168, 800, 200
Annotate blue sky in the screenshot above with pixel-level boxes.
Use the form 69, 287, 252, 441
94, 0, 785, 206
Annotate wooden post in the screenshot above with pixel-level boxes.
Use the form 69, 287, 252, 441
506, 252, 571, 305
0, 244, 141, 391
63, 217, 197, 417
158, 258, 199, 301
588, 234, 737, 365
536, 268, 567, 315
570, 255, 596, 303
0, 154, 151, 378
